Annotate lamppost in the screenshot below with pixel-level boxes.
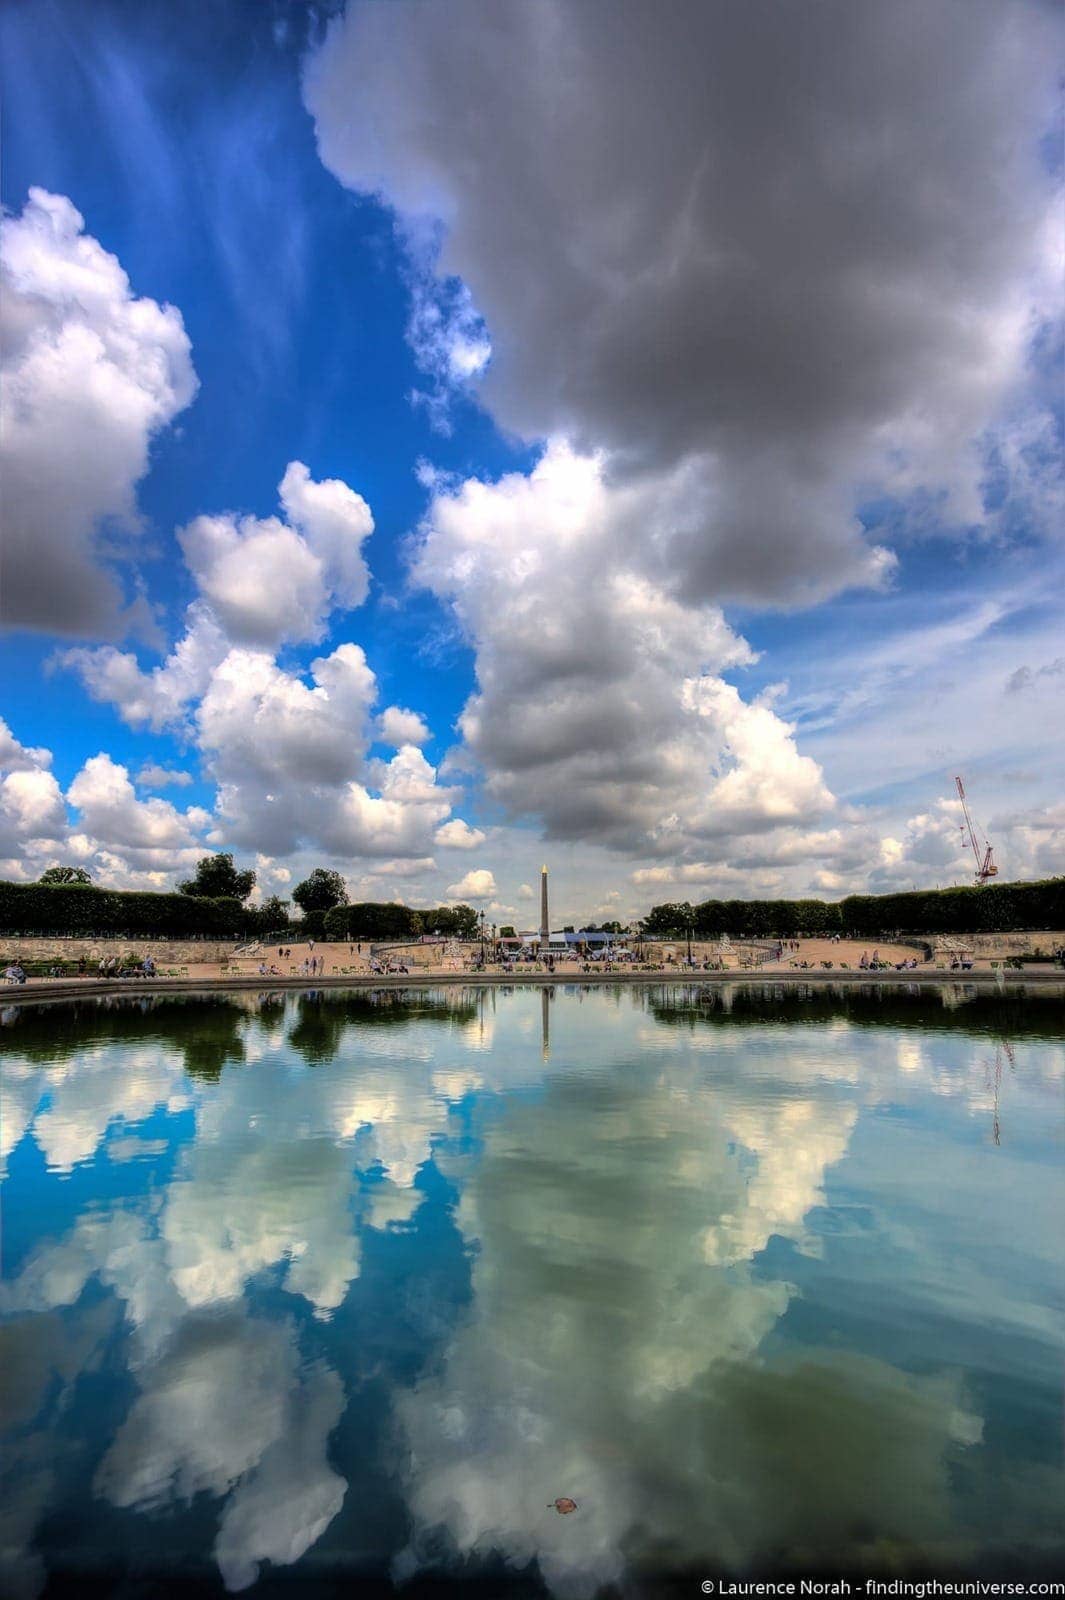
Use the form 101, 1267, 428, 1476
685, 911, 694, 967
479, 909, 486, 965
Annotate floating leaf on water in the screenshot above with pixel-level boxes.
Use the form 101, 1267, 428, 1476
550, 1497, 578, 1515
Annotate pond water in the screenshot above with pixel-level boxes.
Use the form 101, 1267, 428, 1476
1, 982, 1063, 1597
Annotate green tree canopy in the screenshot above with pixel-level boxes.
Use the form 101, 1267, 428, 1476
243, 895, 291, 935
292, 868, 349, 916
641, 901, 693, 936
426, 904, 479, 938
39, 865, 92, 885
178, 853, 256, 902
324, 902, 420, 941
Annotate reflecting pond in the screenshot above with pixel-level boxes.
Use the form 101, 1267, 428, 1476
1, 982, 1063, 1596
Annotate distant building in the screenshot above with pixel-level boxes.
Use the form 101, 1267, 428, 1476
504, 928, 631, 951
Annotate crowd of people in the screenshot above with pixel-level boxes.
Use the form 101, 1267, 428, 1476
7, 934, 1034, 989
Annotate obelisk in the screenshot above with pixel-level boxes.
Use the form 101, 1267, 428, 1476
540, 864, 550, 954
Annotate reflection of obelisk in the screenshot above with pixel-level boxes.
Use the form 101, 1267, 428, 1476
541, 985, 551, 1060
540, 863, 550, 955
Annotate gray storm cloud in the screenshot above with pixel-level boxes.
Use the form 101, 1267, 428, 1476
305, 0, 1060, 605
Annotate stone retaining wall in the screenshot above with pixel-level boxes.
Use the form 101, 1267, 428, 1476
0, 935, 243, 965
4, 929, 1061, 968
930, 929, 1064, 958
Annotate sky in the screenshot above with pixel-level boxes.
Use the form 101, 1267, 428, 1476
1, 0, 1062, 925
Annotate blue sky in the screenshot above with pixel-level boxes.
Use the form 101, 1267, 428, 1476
1, 0, 1062, 920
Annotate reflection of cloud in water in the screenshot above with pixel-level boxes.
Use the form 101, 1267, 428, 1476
897, 1037, 925, 1076
702, 1099, 857, 1264
364, 1181, 422, 1231
4, 987, 1061, 1593
2, 1208, 349, 1593
432, 1066, 484, 1100
391, 1068, 914, 1593
95, 1308, 345, 1591
163, 1137, 362, 1316
2, 1209, 184, 1362
157, 1043, 458, 1316
96, 1311, 294, 1509
106, 1135, 170, 1163
5, 1044, 192, 1174
214, 1359, 346, 1591
395, 1066, 939, 1594
0, 1299, 119, 1600
0, 1058, 42, 1177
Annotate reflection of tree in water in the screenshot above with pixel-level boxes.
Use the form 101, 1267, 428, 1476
647, 982, 1064, 1040
4, 993, 250, 1079
179, 1007, 246, 1083
4, 988, 483, 1080
286, 992, 355, 1066
287, 989, 481, 1065
350, 987, 480, 1026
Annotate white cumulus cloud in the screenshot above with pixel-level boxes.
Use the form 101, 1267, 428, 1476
177, 461, 373, 650
0, 718, 67, 868
413, 444, 835, 863
1, 188, 197, 637
446, 867, 497, 901
376, 705, 431, 747
434, 818, 486, 850
66, 752, 208, 873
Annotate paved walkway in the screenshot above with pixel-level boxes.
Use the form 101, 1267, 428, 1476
5, 964, 1061, 1008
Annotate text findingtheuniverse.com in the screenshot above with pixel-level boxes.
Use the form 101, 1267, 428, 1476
700, 1584, 1065, 1598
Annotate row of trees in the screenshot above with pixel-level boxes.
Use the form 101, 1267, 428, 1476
22, 857, 351, 936
21, 857, 1060, 944
643, 877, 1064, 939
322, 902, 480, 942
3, 856, 482, 943
643, 898, 842, 938
176, 856, 348, 920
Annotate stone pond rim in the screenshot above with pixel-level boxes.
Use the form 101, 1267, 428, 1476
5, 966, 1063, 1008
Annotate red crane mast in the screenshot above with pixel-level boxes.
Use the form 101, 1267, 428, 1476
955, 776, 998, 884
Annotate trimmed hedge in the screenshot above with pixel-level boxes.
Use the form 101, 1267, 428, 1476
644, 897, 843, 939
644, 877, 1065, 940
0, 881, 492, 943
0, 880, 245, 938
841, 878, 1065, 937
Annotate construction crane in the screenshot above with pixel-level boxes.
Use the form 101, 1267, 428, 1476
955, 775, 998, 884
